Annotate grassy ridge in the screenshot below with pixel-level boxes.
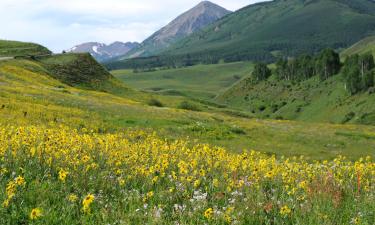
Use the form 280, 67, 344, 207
341, 35, 375, 58
0, 40, 51, 57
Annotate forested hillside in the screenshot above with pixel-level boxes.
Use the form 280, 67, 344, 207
217, 48, 375, 124
107, 0, 375, 70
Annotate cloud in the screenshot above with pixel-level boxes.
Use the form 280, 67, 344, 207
0, 0, 266, 52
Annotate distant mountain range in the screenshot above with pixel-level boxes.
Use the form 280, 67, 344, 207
68, 42, 139, 62
123, 1, 231, 59
69, 1, 230, 62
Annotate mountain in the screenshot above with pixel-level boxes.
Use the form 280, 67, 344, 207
107, 0, 375, 70
164, 0, 375, 61
68, 41, 139, 62
123, 1, 231, 59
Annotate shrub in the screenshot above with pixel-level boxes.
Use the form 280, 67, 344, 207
178, 101, 201, 111
147, 98, 164, 107
258, 105, 266, 112
342, 112, 355, 124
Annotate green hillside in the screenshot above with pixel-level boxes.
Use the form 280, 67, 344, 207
1, 42, 375, 159
217, 74, 375, 125
37, 53, 134, 95
0, 40, 51, 57
107, 0, 375, 69
112, 61, 253, 99
166, 0, 375, 60
341, 35, 375, 57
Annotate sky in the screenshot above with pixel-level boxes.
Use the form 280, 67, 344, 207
0, 0, 265, 52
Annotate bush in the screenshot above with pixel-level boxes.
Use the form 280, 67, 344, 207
341, 112, 355, 124
178, 101, 201, 111
258, 105, 266, 112
147, 98, 164, 107
230, 126, 247, 135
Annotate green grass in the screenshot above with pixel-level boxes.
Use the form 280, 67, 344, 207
217, 73, 375, 125
1, 43, 375, 224
341, 35, 375, 58
0, 40, 51, 57
1, 57, 375, 160
112, 62, 253, 100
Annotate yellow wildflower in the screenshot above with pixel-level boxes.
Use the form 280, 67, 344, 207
68, 194, 78, 203
280, 205, 291, 217
82, 194, 95, 213
15, 176, 25, 186
30, 208, 42, 220
58, 169, 68, 182
204, 208, 214, 219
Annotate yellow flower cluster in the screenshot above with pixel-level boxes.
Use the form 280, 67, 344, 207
0, 125, 373, 223
2, 176, 26, 208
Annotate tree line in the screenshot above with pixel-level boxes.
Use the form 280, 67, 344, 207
252, 49, 375, 95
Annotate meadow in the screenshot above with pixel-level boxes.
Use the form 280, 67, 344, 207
112, 62, 253, 100
0, 126, 374, 224
0, 54, 374, 224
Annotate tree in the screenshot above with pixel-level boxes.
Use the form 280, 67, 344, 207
343, 67, 361, 95
316, 49, 341, 80
363, 70, 374, 89
296, 54, 314, 80
342, 54, 375, 94
359, 53, 374, 78
252, 62, 271, 82
276, 58, 288, 80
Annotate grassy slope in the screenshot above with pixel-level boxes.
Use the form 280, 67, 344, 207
0, 40, 51, 57
112, 62, 253, 99
163, 0, 375, 60
1, 57, 375, 160
217, 72, 375, 125
37, 53, 133, 95
341, 35, 375, 58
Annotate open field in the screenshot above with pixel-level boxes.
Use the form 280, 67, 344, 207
0, 53, 374, 224
112, 62, 253, 100
1, 58, 375, 160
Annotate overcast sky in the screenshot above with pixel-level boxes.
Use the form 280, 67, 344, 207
0, 0, 265, 52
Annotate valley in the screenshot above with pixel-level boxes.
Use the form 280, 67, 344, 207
0, 0, 375, 224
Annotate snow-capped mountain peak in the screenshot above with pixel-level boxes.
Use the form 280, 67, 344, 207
68, 41, 140, 62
